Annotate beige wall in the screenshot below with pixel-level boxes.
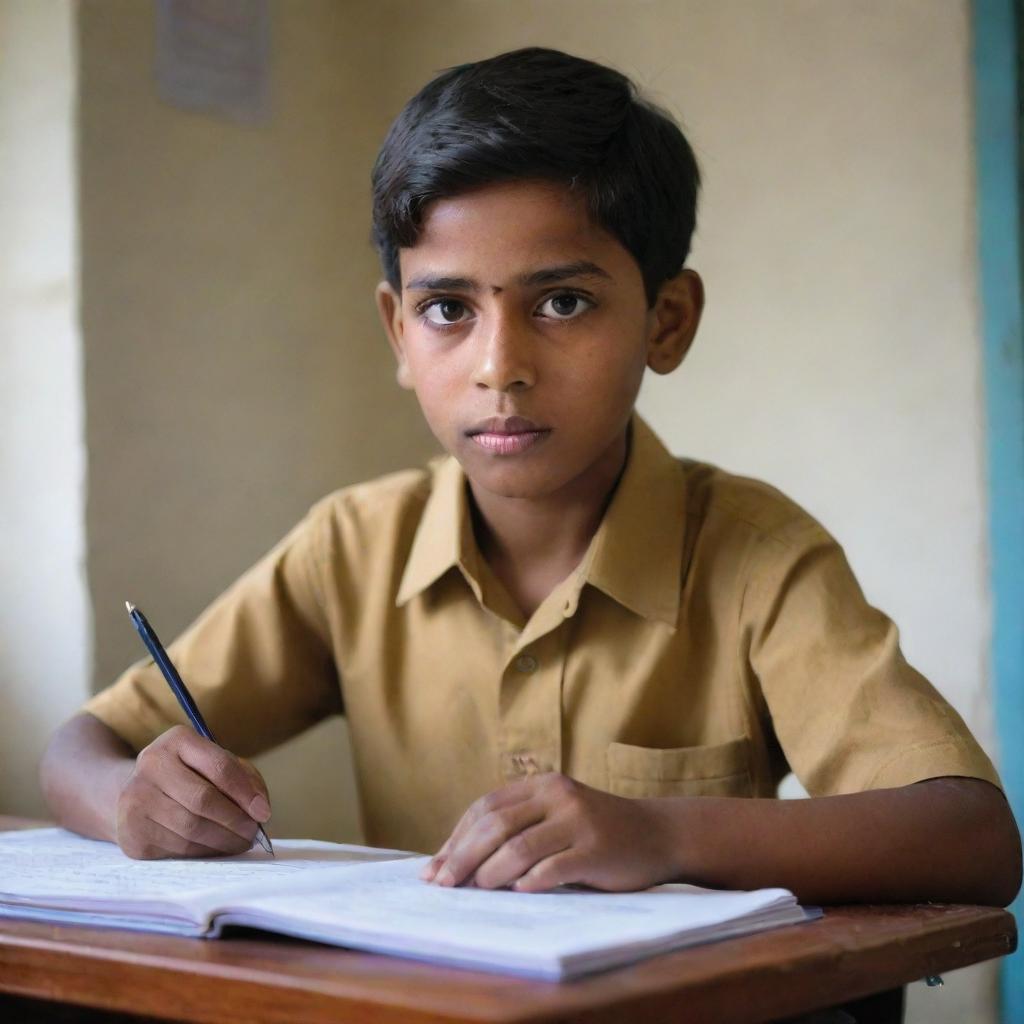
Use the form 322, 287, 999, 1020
0, 0, 89, 818
78, 0, 435, 843
4, 1, 996, 1019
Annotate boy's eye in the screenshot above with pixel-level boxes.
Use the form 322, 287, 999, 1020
416, 292, 592, 327
420, 299, 469, 325
537, 292, 592, 320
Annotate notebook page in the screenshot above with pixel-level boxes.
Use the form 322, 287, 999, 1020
219, 855, 803, 978
0, 828, 413, 925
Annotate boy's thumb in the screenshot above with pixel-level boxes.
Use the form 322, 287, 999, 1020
238, 757, 270, 804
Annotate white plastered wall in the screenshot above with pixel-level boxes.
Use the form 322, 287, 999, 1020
0, 1, 90, 818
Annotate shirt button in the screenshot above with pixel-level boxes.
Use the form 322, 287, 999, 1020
510, 752, 540, 776
515, 654, 538, 674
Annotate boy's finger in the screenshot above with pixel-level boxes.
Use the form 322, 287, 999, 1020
422, 778, 543, 882
420, 837, 453, 880
174, 733, 271, 821
150, 793, 256, 855
159, 761, 262, 841
238, 757, 270, 794
435, 798, 547, 888
424, 783, 535, 881
473, 820, 570, 891
459, 778, 540, 836
512, 847, 582, 893
143, 812, 243, 859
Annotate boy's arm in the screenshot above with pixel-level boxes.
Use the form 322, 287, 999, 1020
664, 775, 1021, 905
79, 502, 342, 769
44, 499, 346, 858
40, 712, 271, 859
423, 772, 1022, 906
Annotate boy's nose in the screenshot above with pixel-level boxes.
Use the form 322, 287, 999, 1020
473, 322, 536, 393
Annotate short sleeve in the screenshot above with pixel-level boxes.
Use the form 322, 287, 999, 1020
82, 502, 344, 756
743, 517, 1002, 796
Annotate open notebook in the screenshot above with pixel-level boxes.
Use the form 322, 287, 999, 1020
0, 828, 819, 980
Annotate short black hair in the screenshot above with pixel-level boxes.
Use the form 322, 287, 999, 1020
371, 47, 700, 307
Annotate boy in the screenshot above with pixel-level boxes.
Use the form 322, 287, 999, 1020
41, 48, 1020, 906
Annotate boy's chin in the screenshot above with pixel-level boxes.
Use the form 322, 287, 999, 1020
458, 458, 555, 501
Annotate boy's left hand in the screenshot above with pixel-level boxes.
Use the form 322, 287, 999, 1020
421, 773, 682, 892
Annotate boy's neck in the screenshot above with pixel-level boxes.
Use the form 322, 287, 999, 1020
466, 428, 630, 614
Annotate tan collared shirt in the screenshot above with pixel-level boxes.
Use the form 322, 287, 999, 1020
84, 416, 1001, 854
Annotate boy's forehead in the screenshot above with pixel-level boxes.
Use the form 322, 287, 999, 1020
398, 180, 631, 289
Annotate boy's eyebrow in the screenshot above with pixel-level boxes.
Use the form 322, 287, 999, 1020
519, 261, 613, 287
405, 261, 613, 293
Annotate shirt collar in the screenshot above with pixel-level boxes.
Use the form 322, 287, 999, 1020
582, 415, 686, 627
396, 452, 474, 606
396, 414, 687, 628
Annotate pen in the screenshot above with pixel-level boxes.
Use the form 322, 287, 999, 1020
124, 601, 274, 856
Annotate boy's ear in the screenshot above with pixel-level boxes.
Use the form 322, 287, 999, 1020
375, 281, 415, 390
645, 269, 704, 375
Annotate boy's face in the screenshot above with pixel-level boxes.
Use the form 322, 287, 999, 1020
376, 180, 702, 505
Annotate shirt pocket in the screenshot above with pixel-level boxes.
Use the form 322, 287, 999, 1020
605, 737, 752, 798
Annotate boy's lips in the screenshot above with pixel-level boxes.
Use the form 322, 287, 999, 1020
465, 416, 547, 436
466, 416, 551, 456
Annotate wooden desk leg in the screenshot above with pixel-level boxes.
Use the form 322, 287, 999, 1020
0, 994, 176, 1022
776, 985, 905, 1024
839, 985, 905, 1023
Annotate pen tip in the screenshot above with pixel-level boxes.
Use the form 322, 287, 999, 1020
256, 826, 275, 857
125, 601, 135, 614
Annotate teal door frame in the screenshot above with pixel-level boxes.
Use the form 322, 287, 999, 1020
972, 2, 1024, 1020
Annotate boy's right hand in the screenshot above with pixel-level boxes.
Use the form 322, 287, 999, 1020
114, 725, 271, 859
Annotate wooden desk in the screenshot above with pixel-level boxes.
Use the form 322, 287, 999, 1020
0, 817, 1015, 1024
